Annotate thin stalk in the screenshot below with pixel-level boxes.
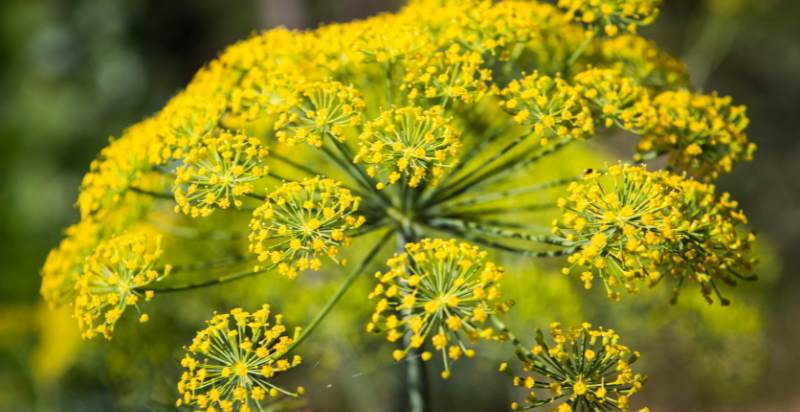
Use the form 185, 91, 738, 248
144, 265, 273, 293
284, 229, 394, 355
429, 217, 567, 246
427, 129, 533, 205
437, 175, 582, 210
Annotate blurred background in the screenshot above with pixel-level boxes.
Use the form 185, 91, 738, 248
0, 0, 798, 411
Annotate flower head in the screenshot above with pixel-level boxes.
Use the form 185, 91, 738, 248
501, 72, 594, 145
402, 43, 493, 104
74, 233, 170, 339
367, 238, 506, 378
506, 323, 647, 411
275, 80, 365, 147
355, 106, 461, 189
638, 90, 755, 179
41, 220, 101, 307
559, 0, 662, 36
248, 177, 365, 279
553, 164, 755, 303
174, 132, 269, 217
177, 306, 304, 412
573, 68, 655, 131
598, 34, 688, 90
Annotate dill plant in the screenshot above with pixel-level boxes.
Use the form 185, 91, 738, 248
41, 0, 758, 410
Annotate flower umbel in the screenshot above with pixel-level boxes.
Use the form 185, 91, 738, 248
174, 132, 270, 217
368, 238, 506, 378
355, 106, 461, 189
506, 323, 647, 411
501, 72, 594, 146
637, 90, 755, 179
559, 0, 662, 36
554, 164, 755, 303
275, 80, 365, 147
177, 306, 304, 411
248, 177, 365, 279
73, 232, 170, 339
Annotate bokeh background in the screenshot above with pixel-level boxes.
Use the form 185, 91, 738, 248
1, 0, 798, 411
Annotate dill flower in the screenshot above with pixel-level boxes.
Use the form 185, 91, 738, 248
275, 80, 365, 147
40, 220, 101, 307
248, 177, 365, 279
597, 34, 689, 90
402, 43, 493, 104
573, 68, 655, 132
553, 164, 755, 303
500, 72, 594, 146
177, 306, 304, 411
558, 0, 662, 37
73, 233, 171, 339
355, 106, 461, 189
367, 238, 505, 378
505, 322, 647, 411
174, 132, 269, 217
637, 90, 755, 179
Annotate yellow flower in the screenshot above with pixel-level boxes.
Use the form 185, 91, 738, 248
500, 72, 594, 144
637, 90, 755, 179
275, 80, 365, 147
559, 0, 662, 36
355, 106, 461, 189
367, 238, 505, 378
73, 232, 170, 339
508, 323, 647, 411
176, 306, 304, 411
173, 132, 269, 217
248, 177, 364, 279
554, 164, 755, 304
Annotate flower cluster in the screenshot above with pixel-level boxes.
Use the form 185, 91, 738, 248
504, 323, 647, 411
501, 72, 595, 145
597, 34, 688, 90
367, 238, 506, 378
553, 164, 755, 303
355, 107, 461, 189
558, 0, 662, 36
174, 132, 270, 217
73, 233, 170, 339
637, 90, 755, 179
41, 220, 101, 307
573, 68, 654, 131
248, 177, 365, 279
177, 306, 304, 411
275, 80, 365, 147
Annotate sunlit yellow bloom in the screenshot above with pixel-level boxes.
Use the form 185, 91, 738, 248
501, 72, 594, 145
248, 177, 364, 279
559, 0, 661, 36
637, 90, 755, 179
74, 233, 170, 339
275, 80, 365, 147
355, 106, 461, 189
177, 306, 304, 411
368, 238, 506, 378
506, 322, 647, 411
174, 132, 269, 217
554, 164, 755, 303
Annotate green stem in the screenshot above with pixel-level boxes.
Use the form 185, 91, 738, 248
284, 229, 394, 355
565, 32, 595, 71
145, 265, 272, 293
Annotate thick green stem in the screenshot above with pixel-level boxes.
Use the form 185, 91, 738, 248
397, 231, 429, 412
284, 229, 393, 355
